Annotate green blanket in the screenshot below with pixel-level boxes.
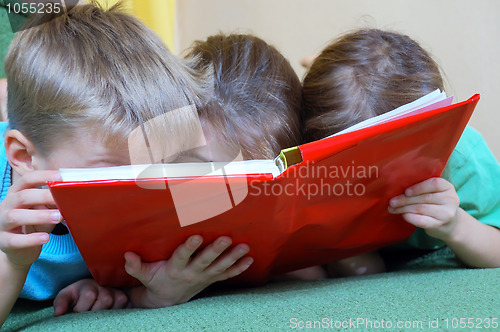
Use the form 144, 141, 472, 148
3, 248, 500, 331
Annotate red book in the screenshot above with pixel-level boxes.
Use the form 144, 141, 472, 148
48, 92, 479, 287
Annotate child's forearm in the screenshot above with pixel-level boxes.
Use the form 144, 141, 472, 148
443, 208, 500, 268
0, 253, 30, 327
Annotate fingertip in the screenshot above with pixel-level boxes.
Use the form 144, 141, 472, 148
189, 235, 203, 247
217, 236, 232, 247
50, 171, 62, 182
244, 256, 254, 268
53, 300, 66, 317
50, 211, 62, 223
234, 256, 254, 273
114, 292, 129, 309
237, 243, 250, 255
388, 197, 397, 207
40, 233, 50, 244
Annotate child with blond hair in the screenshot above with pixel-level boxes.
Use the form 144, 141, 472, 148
0, 2, 253, 325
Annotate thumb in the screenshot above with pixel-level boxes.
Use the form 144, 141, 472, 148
124, 251, 147, 282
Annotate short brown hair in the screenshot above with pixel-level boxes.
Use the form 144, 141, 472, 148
5, 1, 209, 156
185, 33, 302, 160
303, 28, 444, 142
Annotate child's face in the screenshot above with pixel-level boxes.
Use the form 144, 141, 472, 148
34, 129, 240, 170
33, 133, 132, 171
173, 132, 240, 163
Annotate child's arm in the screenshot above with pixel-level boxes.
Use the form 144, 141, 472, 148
0, 170, 62, 327
53, 279, 130, 316
0, 252, 31, 327
388, 177, 500, 268
125, 235, 253, 308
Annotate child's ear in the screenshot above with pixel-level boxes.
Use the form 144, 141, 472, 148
4, 129, 38, 175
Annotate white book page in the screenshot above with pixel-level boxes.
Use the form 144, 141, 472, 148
60, 91, 454, 182
60, 159, 280, 182
331, 89, 451, 137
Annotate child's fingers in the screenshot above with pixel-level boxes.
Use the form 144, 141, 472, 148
71, 283, 99, 313
168, 235, 204, 271
10, 170, 61, 192
389, 192, 443, 208
53, 300, 70, 317
0, 232, 49, 251
110, 290, 130, 309
1, 209, 61, 231
403, 177, 452, 197
215, 256, 254, 281
388, 203, 456, 223
400, 213, 439, 229
88, 287, 114, 312
189, 236, 232, 272
204, 243, 252, 279
53, 289, 74, 316
7, 188, 58, 208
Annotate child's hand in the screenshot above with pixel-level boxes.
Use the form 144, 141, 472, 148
388, 177, 460, 241
53, 279, 130, 316
53, 279, 129, 316
124, 235, 253, 308
0, 170, 62, 270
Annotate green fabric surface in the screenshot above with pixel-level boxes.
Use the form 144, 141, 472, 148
0, 1, 28, 78
3, 248, 500, 331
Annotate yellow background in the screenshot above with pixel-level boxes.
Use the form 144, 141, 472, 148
97, 0, 176, 52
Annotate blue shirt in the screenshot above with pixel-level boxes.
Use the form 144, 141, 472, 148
0, 122, 90, 300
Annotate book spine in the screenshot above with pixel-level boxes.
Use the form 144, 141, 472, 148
275, 146, 303, 172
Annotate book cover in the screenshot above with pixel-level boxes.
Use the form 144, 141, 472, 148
48, 93, 480, 287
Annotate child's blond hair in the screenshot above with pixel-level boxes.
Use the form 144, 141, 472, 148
5, 1, 209, 158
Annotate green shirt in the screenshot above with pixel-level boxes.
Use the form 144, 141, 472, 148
405, 126, 500, 249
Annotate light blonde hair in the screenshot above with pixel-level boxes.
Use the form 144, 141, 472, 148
5, 1, 209, 158
185, 33, 302, 160
303, 29, 444, 142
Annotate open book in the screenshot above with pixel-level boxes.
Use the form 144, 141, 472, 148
48, 91, 479, 287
